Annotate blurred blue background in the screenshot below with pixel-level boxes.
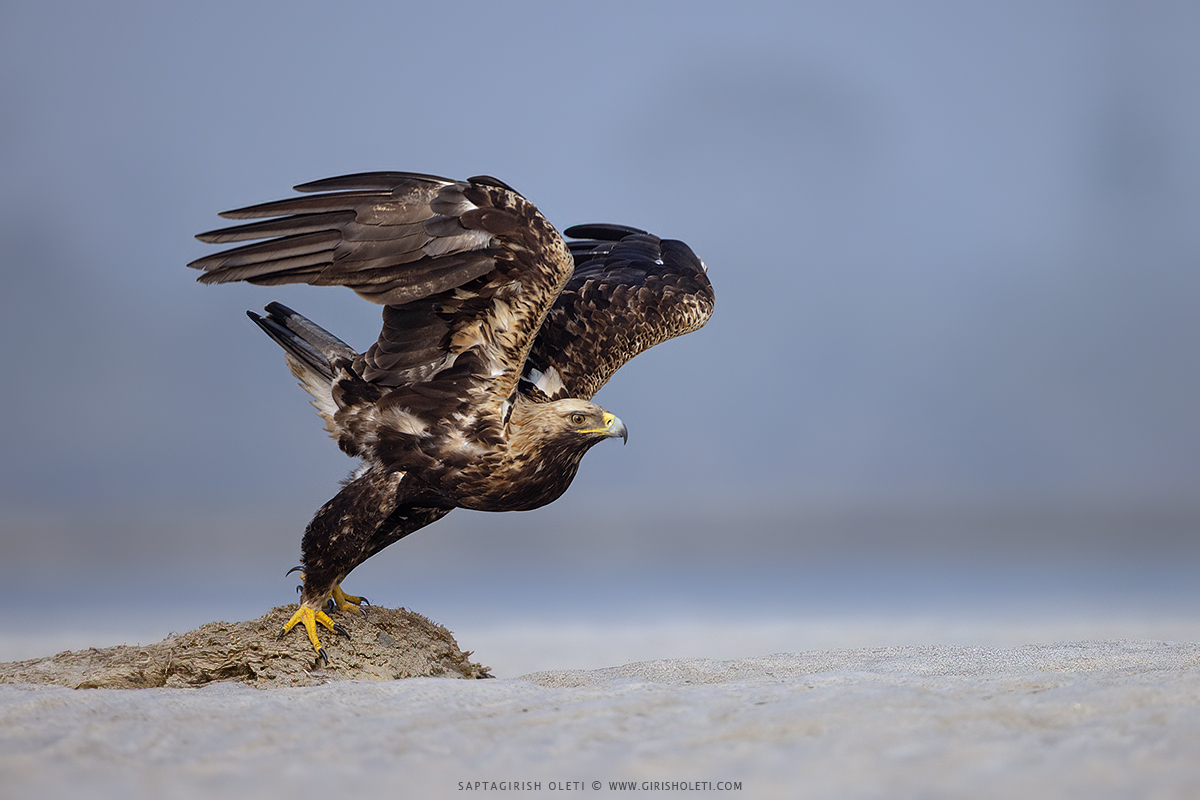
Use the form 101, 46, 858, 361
2, 1, 1198, 674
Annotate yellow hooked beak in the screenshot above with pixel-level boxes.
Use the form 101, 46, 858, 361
580, 411, 628, 445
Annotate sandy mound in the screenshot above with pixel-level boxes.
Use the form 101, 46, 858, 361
0, 604, 491, 688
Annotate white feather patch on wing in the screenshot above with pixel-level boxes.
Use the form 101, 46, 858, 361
525, 366, 565, 397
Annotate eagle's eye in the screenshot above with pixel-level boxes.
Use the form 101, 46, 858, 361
570, 412, 586, 426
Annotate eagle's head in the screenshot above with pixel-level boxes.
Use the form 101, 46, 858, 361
537, 398, 628, 448
508, 397, 627, 465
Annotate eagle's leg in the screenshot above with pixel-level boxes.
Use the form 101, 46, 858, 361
280, 468, 454, 664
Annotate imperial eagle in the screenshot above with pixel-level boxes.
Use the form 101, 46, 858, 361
189, 172, 714, 663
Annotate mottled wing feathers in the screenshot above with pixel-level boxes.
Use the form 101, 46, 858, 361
521, 225, 714, 402
191, 172, 576, 414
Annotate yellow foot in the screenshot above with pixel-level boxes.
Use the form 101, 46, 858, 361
331, 583, 370, 616
280, 605, 349, 666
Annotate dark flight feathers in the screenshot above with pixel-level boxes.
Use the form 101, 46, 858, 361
190, 172, 714, 412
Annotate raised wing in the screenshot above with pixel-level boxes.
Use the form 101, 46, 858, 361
190, 172, 575, 416
520, 224, 714, 402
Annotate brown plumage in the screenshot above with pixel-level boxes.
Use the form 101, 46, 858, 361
190, 172, 714, 662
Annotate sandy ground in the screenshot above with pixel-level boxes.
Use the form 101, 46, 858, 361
3, 638, 1199, 799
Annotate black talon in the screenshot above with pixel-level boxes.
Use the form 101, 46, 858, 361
326, 598, 336, 614
334, 623, 350, 639
295, 584, 303, 595
316, 648, 328, 668
286, 565, 304, 577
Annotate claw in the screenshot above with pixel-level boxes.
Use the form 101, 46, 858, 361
333, 623, 350, 639
316, 647, 328, 668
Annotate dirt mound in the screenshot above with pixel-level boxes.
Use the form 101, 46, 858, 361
0, 604, 491, 689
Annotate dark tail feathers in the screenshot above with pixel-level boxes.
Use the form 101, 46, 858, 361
247, 302, 357, 381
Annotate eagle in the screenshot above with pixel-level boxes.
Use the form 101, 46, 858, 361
189, 172, 714, 663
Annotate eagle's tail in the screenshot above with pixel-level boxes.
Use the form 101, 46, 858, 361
248, 302, 358, 435
248, 302, 355, 379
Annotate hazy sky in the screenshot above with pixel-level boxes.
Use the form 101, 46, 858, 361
2, 2, 1198, 601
